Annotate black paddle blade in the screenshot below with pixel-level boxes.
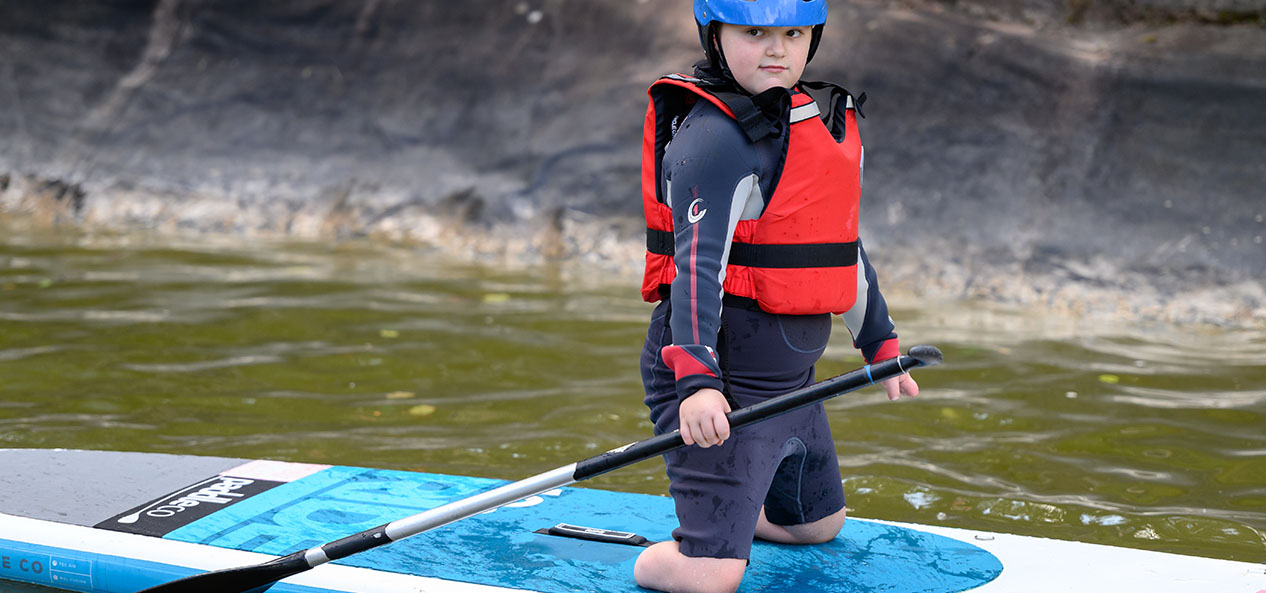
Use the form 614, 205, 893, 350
138, 552, 308, 593
908, 344, 942, 367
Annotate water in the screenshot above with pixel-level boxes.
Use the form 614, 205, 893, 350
1, 228, 1263, 592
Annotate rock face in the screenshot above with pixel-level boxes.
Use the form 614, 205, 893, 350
1, 0, 1263, 324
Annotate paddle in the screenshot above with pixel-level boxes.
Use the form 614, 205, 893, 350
137, 345, 942, 593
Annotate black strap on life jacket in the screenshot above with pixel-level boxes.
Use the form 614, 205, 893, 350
666, 73, 787, 143
647, 228, 858, 269
798, 80, 866, 143
716, 87, 787, 143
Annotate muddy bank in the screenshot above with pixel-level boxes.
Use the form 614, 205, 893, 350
1, 0, 1264, 325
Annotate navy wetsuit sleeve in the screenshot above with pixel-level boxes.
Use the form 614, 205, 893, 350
841, 240, 901, 363
660, 101, 763, 402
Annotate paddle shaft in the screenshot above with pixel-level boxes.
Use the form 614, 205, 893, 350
139, 345, 941, 593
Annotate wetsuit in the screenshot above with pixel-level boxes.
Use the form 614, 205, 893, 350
640, 88, 899, 560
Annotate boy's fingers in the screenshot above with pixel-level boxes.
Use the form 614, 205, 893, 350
681, 422, 696, 446
883, 377, 900, 401
714, 415, 731, 442
698, 421, 718, 448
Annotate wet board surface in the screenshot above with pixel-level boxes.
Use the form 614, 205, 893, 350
3, 449, 1263, 593
0, 449, 1002, 593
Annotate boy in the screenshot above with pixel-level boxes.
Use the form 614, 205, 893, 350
635, 2, 917, 592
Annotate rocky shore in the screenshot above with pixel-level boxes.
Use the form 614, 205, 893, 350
2, 0, 1264, 325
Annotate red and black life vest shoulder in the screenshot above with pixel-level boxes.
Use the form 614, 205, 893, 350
648, 74, 865, 144
649, 74, 788, 143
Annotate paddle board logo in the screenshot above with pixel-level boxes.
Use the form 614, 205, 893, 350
96, 475, 283, 537
687, 198, 707, 224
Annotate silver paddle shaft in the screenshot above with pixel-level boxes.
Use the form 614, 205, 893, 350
301, 464, 578, 567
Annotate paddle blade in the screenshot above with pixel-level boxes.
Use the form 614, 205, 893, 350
138, 552, 308, 593
907, 344, 943, 367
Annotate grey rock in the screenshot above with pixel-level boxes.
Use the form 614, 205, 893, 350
1, 0, 1263, 324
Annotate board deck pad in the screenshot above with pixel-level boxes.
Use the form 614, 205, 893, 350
95, 462, 1003, 593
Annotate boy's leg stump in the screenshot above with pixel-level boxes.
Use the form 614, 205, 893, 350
754, 506, 847, 545
634, 540, 746, 593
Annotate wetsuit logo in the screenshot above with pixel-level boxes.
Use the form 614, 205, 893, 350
687, 198, 707, 224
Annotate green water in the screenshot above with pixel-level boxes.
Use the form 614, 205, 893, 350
1, 227, 1264, 592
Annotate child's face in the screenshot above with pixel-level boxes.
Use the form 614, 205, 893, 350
717, 23, 812, 95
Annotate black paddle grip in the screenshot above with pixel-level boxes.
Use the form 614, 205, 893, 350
321, 525, 391, 561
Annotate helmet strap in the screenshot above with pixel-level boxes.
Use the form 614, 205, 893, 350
697, 22, 739, 88
807, 24, 824, 63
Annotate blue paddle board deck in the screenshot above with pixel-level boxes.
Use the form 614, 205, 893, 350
4, 449, 1262, 593
0, 449, 1002, 593
141, 466, 1001, 592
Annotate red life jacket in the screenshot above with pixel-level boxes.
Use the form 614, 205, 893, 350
640, 74, 864, 315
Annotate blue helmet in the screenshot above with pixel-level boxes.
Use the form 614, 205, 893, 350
693, 0, 828, 28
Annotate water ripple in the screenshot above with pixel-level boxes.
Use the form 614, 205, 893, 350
123, 354, 284, 373
4, 232, 1265, 564
0, 309, 172, 323
1109, 386, 1266, 409
0, 345, 62, 361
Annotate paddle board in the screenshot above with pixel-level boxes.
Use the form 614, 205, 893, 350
0, 449, 1259, 592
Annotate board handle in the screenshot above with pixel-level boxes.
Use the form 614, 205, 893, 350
535, 523, 653, 547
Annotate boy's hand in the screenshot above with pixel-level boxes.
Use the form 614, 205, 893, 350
679, 388, 732, 448
882, 373, 919, 401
